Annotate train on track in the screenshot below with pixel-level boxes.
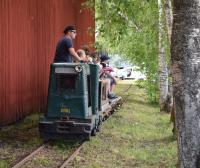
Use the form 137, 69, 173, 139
39, 63, 121, 140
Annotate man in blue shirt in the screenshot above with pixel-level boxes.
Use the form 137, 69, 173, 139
53, 26, 81, 63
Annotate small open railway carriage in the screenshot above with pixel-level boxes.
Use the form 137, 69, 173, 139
39, 63, 121, 140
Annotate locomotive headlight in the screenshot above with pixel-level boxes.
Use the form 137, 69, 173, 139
74, 65, 83, 73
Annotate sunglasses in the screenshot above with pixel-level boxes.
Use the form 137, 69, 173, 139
70, 30, 77, 34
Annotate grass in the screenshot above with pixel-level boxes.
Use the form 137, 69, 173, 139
69, 81, 177, 168
0, 113, 42, 167
0, 80, 177, 168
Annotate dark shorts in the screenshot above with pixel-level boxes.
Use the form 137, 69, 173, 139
106, 74, 117, 85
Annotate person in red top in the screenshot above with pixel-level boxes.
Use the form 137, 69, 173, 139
100, 54, 117, 99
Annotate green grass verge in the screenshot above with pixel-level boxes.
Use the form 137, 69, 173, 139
0, 113, 42, 167
0, 82, 177, 168
69, 83, 177, 168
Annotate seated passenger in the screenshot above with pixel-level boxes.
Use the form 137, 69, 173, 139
76, 49, 87, 62
77, 49, 93, 64
81, 45, 93, 64
100, 54, 117, 99
90, 51, 117, 99
91, 52, 102, 68
81, 45, 91, 56
87, 57, 93, 63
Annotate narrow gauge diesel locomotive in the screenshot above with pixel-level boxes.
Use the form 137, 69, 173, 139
39, 63, 121, 140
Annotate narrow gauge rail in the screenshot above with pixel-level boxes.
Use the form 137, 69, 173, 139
11, 103, 121, 168
60, 142, 84, 168
11, 96, 122, 168
11, 141, 85, 168
12, 144, 46, 168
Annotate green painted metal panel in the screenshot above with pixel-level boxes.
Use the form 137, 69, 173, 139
89, 64, 100, 114
46, 63, 90, 119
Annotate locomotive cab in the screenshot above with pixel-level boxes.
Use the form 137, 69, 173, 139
39, 63, 100, 140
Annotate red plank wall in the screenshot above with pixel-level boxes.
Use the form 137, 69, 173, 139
0, 0, 95, 125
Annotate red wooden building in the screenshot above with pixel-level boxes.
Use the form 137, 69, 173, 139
0, 0, 95, 125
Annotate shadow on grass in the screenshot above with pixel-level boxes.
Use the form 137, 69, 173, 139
154, 135, 175, 144
141, 136, 176, 146
0, 127, 39, 143
123, 97, 145, 105
124, 96, 159, 108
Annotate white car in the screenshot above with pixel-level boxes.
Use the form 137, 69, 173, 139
110, 67, 119, 77
117, 67, 146, 80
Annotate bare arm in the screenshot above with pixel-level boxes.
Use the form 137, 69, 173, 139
69, 48, 81, 61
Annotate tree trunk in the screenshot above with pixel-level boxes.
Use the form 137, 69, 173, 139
171, 1, 200, 167
158, 0, 169, 112
164, 0, 176, 135
164, 0, 173, 44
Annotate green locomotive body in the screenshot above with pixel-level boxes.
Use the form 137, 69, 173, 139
39, 63, 121, 140
39, 63, 102, 140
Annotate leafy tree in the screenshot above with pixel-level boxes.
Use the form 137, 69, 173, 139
84, 0, 171, 103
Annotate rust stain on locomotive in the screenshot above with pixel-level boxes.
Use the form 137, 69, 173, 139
0, 0, 95, 125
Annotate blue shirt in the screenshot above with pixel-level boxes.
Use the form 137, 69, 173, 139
53, 36, 73, 63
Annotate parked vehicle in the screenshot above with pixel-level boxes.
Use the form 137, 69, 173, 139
117, 67, 146, 80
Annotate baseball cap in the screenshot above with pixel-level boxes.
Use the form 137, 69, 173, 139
100, 54, 110, 61
63, 26, 76, 34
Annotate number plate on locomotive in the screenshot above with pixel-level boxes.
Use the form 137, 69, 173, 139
61, 108, 70, 113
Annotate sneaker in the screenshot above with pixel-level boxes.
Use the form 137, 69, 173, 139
108, 93, 117, 99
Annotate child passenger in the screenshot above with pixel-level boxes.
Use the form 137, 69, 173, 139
76, 49, 87, 62
77, 49, 93, 63
81, 45, 93, 63
100, 54, 117, 99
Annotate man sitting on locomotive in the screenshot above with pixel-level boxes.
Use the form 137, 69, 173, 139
53, 26, 82, 63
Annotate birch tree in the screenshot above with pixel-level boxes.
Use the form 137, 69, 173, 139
171, 0, 200, 167
164, 0, 173, 43
158, 0, 169, 112
163, 0, 176, 135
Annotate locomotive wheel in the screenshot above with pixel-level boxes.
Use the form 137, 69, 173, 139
85, 134, 91, 141
91, 128, 97, 136
96, 125, 101, 132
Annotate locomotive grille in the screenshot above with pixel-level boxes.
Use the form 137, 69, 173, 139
57, 123, 70, 133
